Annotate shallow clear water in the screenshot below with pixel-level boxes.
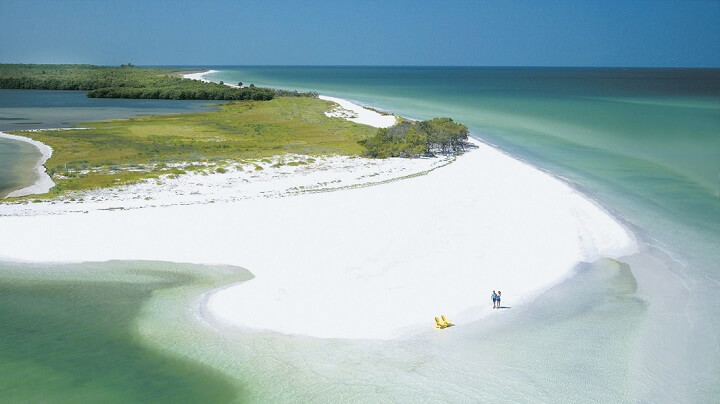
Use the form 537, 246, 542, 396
0, 260, 252, 402
1, 68, 719, 401
199, 259, 647, 402
0, 137, 41, 197
205, 66, 720, 400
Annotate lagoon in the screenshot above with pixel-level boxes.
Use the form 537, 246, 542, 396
0, 89, 221, 196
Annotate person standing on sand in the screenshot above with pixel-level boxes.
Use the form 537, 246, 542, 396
497, 291, 502, 308
491, 290, 498, 309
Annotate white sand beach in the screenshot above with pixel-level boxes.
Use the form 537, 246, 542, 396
319, 95, 397, 128
183, 70, 396, 127
0, 131, 54, 197
182, 70, 240, 87
182, 69, 219, 82
0, 96, 637, 340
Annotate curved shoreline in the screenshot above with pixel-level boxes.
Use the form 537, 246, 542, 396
189, 70, 641, 245
194, 69, 640, 252
186, 69, 639, 338
0, 73, 639, 340
182, 69, 219, 82
0, 131, 54, 197
318, 95, 397, 128
0, 137, 639, 340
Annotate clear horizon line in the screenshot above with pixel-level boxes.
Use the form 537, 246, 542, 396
146, 64, 720, 70
1, 62, 719, 70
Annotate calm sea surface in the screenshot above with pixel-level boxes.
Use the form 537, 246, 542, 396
208, 66, 720, 401
0, 136, 40, 198
1, 68, 719, 401
0, 261, 248, 403
0, 89, 221, 197
0, 89, 221, 132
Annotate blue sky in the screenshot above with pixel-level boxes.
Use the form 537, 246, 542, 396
1, 0, 718, 67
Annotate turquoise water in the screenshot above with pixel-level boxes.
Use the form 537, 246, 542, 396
207, 66, 719, 251
206, 67, 720, 222
0, 260, 252, 402
203, 66, 720, 400
0, 68, 719, 401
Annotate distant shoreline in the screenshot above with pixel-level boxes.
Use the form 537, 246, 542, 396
182, 69, 218, 82
182, 70, 242, 88
181, 70, 397, 127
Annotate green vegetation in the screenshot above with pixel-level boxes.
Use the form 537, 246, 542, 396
359, 118, 469, 158
10, 97, 375, 195
0, 64, 316, 100
1, 64, 472, 198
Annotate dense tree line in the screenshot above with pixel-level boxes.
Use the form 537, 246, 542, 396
0, 64, 312, 101
275, 89, 318, 98
86, 85, 275, 100
359, 118, 469, 158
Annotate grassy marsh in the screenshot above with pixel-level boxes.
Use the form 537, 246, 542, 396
10, 97, 376, 196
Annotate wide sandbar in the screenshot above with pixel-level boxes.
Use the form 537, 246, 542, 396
0, 134, 636, 339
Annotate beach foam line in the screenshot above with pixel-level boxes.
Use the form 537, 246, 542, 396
0, 132, 54, 197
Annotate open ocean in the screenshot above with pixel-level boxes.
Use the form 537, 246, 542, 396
1, 67, 719, 401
